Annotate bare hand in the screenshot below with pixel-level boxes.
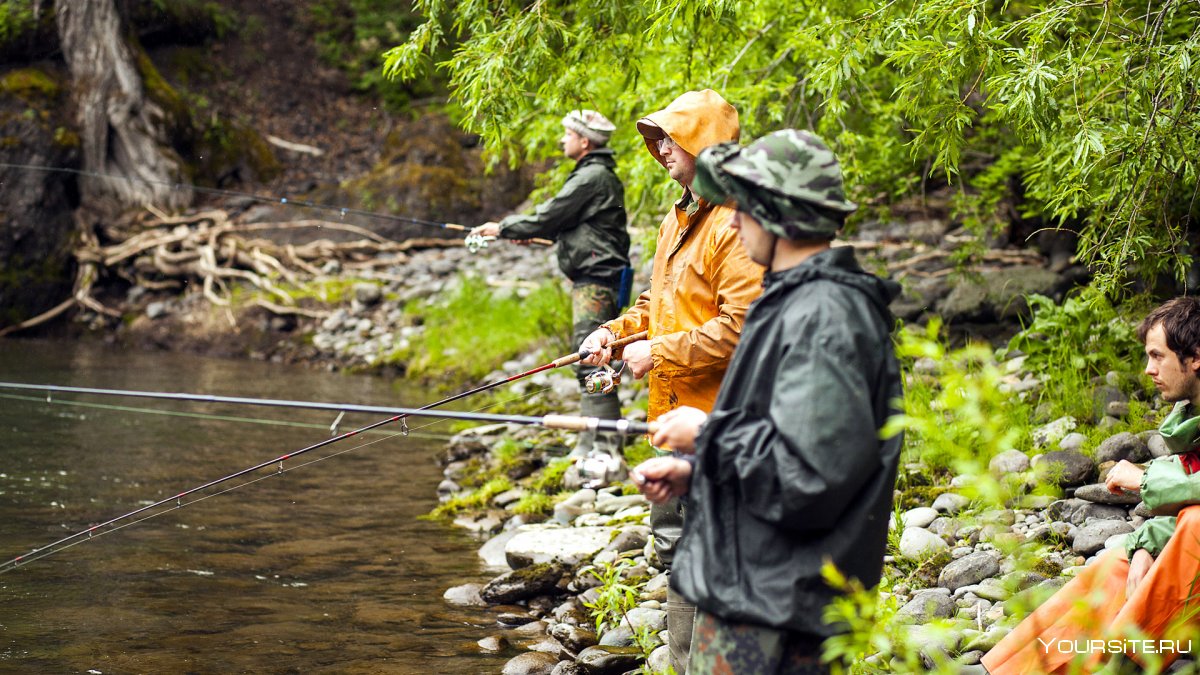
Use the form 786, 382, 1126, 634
621, 339, 653, 379
579, 327, 615, 366
471, 222, 501, 238
651, 406, 708, 454
1127, 548, 1154, 599
1106, 460, 1145, 495
632, 456, 693, 504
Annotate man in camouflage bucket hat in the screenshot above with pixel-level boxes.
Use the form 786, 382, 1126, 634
631, 129, 903, 674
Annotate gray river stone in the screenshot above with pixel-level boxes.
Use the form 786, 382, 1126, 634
479, 529, 519, 570
551, 663, 586, 675
1035, 450, 1096, 486
1072, 520, 1134, 556
896, 588, 955, 623
479, 635, 510, 651
901, 506, 940, 529
1095, 432, 1150, 464
505, 525, 613, 569
443, 583, 486, 607
932, 493, 970, 514
1073, 483, 1142, 506
1033, 417, 1077, 448
1048, 498, 1128, 525
550, 622, 598, 653
989, 450, 1030, 475
1146, 432, 1171, 459
939, 551, 1001, 591
899, 527, 950, 559
576, 645, 643, 675
602, 525, 651, 554
501, 651, 558, 675
623, 607, 668, 633
480, 563, 565, 604
1059, 432, 1088, 453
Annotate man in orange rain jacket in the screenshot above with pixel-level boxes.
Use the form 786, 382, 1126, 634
580, 89, 764, 673
983, 296, 1200, 674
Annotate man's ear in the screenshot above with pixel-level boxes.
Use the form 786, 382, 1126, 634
1189, 350, 1200, 375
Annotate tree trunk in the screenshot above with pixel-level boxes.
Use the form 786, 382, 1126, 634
55, 0, 191, 212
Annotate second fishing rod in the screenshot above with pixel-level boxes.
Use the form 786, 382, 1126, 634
0, 162, 553, 251
0, 330, 649, 572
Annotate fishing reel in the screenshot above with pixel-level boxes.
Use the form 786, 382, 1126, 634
584, 362, 625, 394
577, 450, 625, 490
464, 232, 495, 253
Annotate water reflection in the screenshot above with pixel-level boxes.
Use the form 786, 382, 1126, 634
0, 339, 504, 673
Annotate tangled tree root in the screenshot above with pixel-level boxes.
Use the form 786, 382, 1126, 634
0, 208, 463, 337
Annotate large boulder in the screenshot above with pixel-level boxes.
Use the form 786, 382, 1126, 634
505, 525, 614, 569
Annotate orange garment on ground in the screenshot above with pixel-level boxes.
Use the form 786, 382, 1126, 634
603, 90, 764, 420
982, 505, 1200, 674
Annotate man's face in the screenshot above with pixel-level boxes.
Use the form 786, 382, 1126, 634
730, 210, 774, 267
1144, 323, 1200, 403
561, 129, 588, 161
657, 135, 696, 186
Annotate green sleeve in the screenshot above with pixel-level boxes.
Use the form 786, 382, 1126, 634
1141, 456, 1200, 511
497, 171, 590, 240
1125, 516, 1177, 558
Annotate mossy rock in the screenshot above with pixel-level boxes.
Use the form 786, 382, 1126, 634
907, 550, 953, 590
0, 68, 62, 102
898, 485, 955, 510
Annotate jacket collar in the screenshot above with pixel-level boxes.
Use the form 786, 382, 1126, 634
762, 246, 900, 320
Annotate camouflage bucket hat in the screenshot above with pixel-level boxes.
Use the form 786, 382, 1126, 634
693, 129, 857, 239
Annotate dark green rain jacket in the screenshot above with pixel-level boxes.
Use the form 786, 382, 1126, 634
670, 246, 903, 636
497, 148, 630, 287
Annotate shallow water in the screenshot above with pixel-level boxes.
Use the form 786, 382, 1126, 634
0, 339, 506, 674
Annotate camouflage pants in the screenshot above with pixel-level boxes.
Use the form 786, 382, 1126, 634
689, 610, 828, 675
571, 283, 620, 389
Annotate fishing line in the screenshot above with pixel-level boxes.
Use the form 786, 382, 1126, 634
6, 415, 451, 571
0, 161, 467, 232
0, 391, 454, 440
0, 333, 647, 571
1, 385, 554, 572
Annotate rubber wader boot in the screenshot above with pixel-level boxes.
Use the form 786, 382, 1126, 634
570, 390, 624, 459
667, 587, 696, 675
653, 496, 695, 673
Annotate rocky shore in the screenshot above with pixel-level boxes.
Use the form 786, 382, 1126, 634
429, 340, 1197, 674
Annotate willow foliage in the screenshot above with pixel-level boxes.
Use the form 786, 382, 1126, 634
383, 1, 1200, 293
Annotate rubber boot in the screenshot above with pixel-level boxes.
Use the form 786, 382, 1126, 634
570, 391, 623, 459
667, 587, 696, 675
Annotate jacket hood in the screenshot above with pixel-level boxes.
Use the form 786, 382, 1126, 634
636, 89, 739, 166
766, 246, 900, 323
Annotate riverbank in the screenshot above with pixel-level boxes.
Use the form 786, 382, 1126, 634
13, 200, 1163, 674
427, 294, 1200, 674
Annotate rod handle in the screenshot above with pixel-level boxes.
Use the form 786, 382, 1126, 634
556, 329, 649, 367
541, 415, 658, 436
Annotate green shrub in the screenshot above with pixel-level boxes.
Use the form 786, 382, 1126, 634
396, 274, 571, 381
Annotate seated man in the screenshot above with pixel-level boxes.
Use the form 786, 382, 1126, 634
983, 296, 1200, 674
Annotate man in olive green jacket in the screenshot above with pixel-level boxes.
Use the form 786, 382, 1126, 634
472, 110, 631, 458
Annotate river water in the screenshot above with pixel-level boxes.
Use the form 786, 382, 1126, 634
0, 339, 506, 674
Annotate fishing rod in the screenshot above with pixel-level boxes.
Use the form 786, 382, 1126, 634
0, 330, 648, 572
0, 162, 552, 250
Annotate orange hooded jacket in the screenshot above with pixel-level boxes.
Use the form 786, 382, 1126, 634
603, 90, 764, 421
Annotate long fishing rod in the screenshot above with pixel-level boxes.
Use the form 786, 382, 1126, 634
0, 162, 552, 249
0, 330, 648, 572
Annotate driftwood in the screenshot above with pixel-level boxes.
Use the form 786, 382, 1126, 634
0, 208, 464, 337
